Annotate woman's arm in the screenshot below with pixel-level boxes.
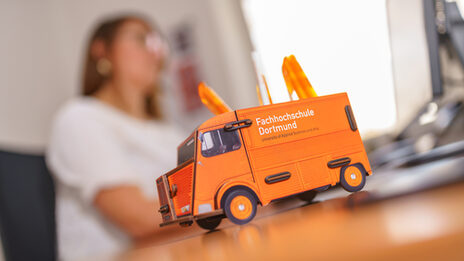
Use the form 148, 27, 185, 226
94, 185, 195, 242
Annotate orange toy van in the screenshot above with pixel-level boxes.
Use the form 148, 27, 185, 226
156, 93, 372, 230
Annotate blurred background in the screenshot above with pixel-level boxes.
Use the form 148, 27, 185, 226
0, 0, 257, 154
1, 0, 464, 260
4, 0, 462, 154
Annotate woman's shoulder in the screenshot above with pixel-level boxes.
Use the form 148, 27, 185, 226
52, 97, 108, 131
48, 97, 123, 156
50, 96, 185, 144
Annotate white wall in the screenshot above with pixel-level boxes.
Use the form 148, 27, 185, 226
0, 1, 70, 154
0, 0, 257, 154
242, 0, 397, 138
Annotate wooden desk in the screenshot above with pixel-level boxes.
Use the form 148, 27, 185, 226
120, 159, 464, 261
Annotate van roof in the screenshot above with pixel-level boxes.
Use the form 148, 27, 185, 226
196, 92, 348, 133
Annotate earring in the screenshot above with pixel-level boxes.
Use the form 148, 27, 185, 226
96, 58, 112, 76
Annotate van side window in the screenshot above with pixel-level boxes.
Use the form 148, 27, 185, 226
200, 129, 241, 157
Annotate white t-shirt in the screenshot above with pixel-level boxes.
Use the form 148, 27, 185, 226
46, 97, 183, 260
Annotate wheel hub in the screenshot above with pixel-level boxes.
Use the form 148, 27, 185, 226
344, 166, 363, 187
230, 195, 253, 220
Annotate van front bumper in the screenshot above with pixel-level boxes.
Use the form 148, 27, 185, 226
159, 209, 225, 227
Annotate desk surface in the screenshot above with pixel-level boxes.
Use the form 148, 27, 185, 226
120, 157, 464, 261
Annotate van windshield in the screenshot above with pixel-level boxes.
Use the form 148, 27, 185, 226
177, 132, 195, 165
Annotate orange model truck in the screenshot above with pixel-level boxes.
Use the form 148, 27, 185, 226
156, 92, 372, 230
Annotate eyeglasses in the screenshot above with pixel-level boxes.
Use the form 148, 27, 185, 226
145, 32, 168, 57
119, 30, 169, 58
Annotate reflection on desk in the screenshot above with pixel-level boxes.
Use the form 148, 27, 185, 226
120, 156, 464, 261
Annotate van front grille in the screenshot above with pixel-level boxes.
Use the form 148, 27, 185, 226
168, 163, 194, 217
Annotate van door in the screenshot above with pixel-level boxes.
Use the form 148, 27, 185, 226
235, 114, 305, 204
194, 123, 253, 211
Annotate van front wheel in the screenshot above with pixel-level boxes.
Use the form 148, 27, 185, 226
223, 189, 257, 225
340, 163, 366, 192
297, 190, 317, 202
196, 216, 222, 230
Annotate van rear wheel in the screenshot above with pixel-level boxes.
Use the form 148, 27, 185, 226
196, 216, 222, 230
340, 163, 366, 192
223, 189, 257, 225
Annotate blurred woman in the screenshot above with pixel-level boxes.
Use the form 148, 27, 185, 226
47, 14, 185, 260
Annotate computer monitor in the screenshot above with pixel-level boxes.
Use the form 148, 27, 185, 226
423, 0, 445, 98
443, 0, 464, 74
421, 0, 464, 98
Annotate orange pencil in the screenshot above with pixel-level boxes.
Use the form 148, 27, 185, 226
282, 57, 296, 100
255, 84, 264, 106
287, 55, 317, 97
261, 74, 273, 104
283, 57, 308, 99
198, 82, 232, 115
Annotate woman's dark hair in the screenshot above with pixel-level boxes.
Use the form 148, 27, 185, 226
81, 14, 163, 118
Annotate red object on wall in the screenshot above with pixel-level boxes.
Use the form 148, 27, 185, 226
177, 57, 202, 112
